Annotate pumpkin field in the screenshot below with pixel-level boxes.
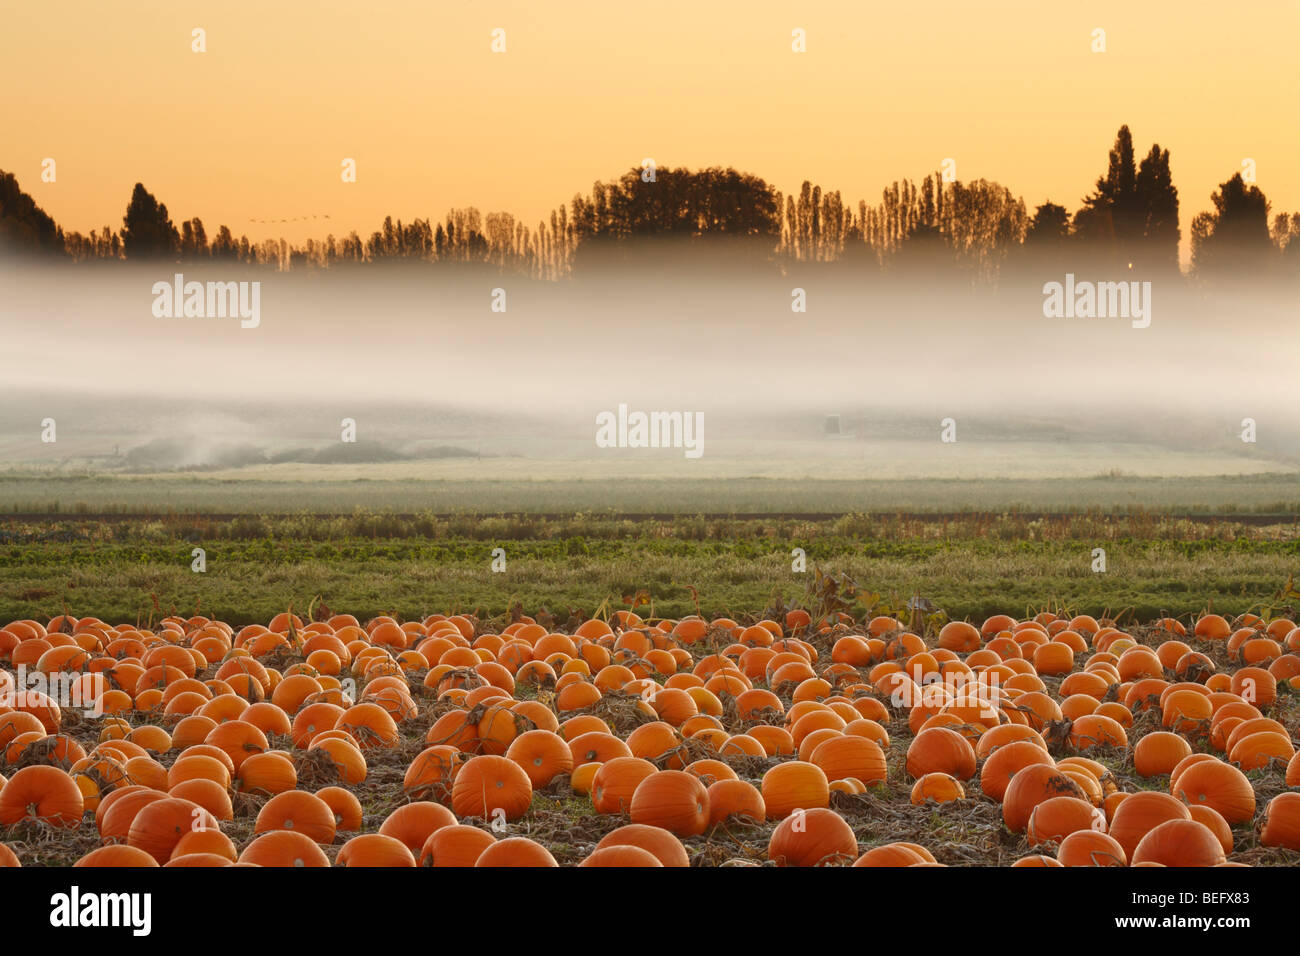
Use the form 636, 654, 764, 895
1, 602, 1299, 868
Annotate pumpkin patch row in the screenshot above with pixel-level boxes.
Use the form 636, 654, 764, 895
0, 608, 1298, 866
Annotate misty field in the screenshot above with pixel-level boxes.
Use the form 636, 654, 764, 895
2, 471, 1300, 517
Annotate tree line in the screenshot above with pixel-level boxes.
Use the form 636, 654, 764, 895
2, 125, 1297, 282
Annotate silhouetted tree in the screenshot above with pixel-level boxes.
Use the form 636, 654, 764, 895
0, 170, 65, 255
1136, 145, 1179, 268
121, 183, 179, 259
1191, 173, 1273, 278
1074, 126, 1179, 269
1026, 202, 1071, 244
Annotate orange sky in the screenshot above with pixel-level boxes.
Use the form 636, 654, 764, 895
3, 0, 1296, 268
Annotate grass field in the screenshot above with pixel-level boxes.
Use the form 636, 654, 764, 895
3, 512, 1296, 626
3, 472, 1300, 516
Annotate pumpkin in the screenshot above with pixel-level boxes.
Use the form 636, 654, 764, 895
1025, 796, 1103, 847
706, 779, 765, 826
1230, 667, 1276, 707
309, 737, 368, 785
1260, 791, 1300, 851
239, 702, 294, 738
254, 790, 337, 844
170, 827, 238, 863
0, 842, 20, 867
165, 852, 235, 867
336, 833, 417, 867
1109, 791, 1192, 857
1188, 804, 1234, 855
0, 765, 84, 827
238, 829, 331, 867
1132, 731, 1192, 778
167, 778, 234, 821
290, 702, 344, 747
504, 729, 573, 787
937, 621, 981, 653
1171, 759, 1256, 825
1068, 714, 1128, 751
204, 720, 268, 770
97, 787, 166, 842
451, 754, 533, 821
624, 721, 685, 766
1056, 830, 1126, 867
761, 761, 830, 819
910, 773, 965, 805
235, 751, 298, 795
974, 723, 1047, 759
1131, 819, 1226, 867
591, 757, 658, 814
127, 797, 218, 864
1169, 752, 1220, 792
378, 801, 457, 853
580, 845, 663, 867
316, 786, 364, 831
1002, 765, 1086, 833
768, 807, 858, 866
474, 837, 559, 867
905, 727, 976, 781
1228, 731, 1294, 771
566, 731, 632, 766
404, 745, 468, 801
979, 740, 1054, 801
810, 735, 887, 785
74, 845, 160, 867
167, 754, 232, 791
419, 825, 496, 867
629, 770, 710, 837
852, 843, 928, 867
595, 824, 690, 867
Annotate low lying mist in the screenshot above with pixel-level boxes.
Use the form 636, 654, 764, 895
1, 250, 1297, 474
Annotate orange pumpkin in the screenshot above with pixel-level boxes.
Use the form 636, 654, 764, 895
419, 825, 496, 867
596, 824, 690, 867
761, 761, 830, 819
451, 754, 533, 821
127, 797, 218, 864
591, 757, 658, 815
0, 765, 83, 827
910, 773, 965, 805
1025, 796, 1103, 847
254, 790, 337, 844
74, 845, 160, 867
706, 779, 766, 826
238, 829, 331, 867
504, 729, 573, 787
378, 801, 457, 853
629, 770, 710, 837
905, 727, 976, 781
1131, 819, 1226, 867
1260, 791, 1300, 851
1109, 791, 1192, 857
336, 834, 417, 867
1002, 765, 1085, 834
1056, 830, 1126, 867
1171, 759, 1256, 825
474, 837, 558, 867
810, 735, 887, 785
768, 807, 858, 866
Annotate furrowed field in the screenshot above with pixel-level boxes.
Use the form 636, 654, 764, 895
1, 512, 1298, 625
1, 509, 1299, 868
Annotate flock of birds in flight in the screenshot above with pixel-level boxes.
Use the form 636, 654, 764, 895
247, 214, 332, 225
